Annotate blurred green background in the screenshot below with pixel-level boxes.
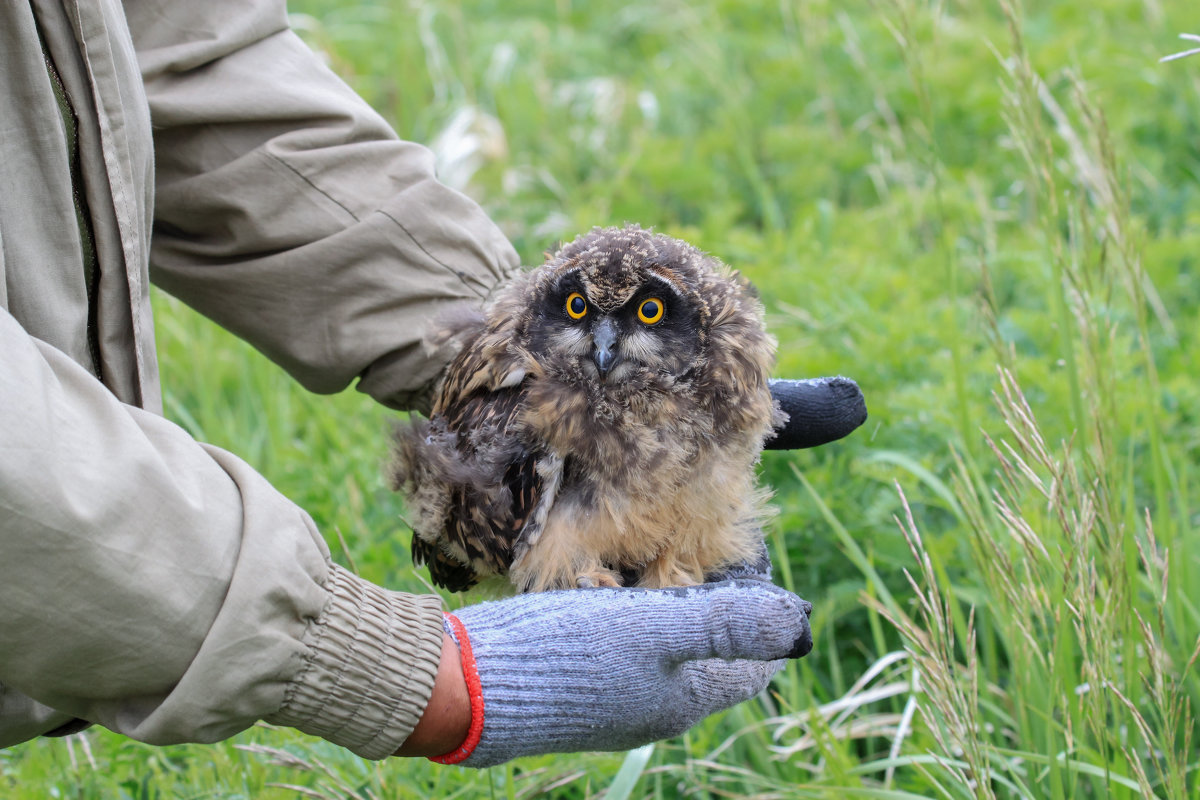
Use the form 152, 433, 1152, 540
4, 0, 1199, 797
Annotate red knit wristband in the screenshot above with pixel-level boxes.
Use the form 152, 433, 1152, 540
428, 613, 485, 765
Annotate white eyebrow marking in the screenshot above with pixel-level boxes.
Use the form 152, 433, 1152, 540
642, 271, 686, 298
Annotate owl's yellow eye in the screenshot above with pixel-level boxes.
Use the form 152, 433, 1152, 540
566, 292, 588, 319
637, 298, 665, 325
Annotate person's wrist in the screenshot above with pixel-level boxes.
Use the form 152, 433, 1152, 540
268, 565, 445, 760
393, 631, 472, 757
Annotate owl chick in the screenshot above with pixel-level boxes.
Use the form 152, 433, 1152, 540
389, 224, 784, 593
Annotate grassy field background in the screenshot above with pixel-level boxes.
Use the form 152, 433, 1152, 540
4, 0, 1200, 797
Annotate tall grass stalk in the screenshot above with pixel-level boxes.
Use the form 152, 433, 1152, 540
867, 365, 1199, 798
837, 4, 1198, 796
763, 2, 1199, 796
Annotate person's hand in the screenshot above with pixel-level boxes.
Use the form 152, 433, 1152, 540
765, 376, 867, 450
426, 580, 812, 767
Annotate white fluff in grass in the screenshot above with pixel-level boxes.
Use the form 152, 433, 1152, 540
1161, 33, 1200, 62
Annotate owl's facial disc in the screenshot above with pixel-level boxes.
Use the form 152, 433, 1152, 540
528, 269, 703, 386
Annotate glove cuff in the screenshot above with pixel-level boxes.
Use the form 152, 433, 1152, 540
428, 613, 486, 764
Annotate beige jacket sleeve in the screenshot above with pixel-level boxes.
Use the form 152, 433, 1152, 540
0, 307, 444, 758
128, 0, 521, 414
0, 0, 524, 757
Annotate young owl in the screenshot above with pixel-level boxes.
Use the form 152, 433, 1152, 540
390, 224, 784, 593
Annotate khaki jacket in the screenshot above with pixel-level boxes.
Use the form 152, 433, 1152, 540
1, 0, 519, 759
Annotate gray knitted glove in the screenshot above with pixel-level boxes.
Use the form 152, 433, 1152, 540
431, 580, 812, 767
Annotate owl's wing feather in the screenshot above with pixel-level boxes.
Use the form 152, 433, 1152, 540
441, 386, 537, 575
411, 534, 479, 593
401, 325, 555, 591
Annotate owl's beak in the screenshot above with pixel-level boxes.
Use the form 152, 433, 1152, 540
592, 317, 620, 377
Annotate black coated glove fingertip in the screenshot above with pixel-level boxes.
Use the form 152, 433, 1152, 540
765, 376, 868, 450
788, 627, 814, 659
787, 598, 814, 658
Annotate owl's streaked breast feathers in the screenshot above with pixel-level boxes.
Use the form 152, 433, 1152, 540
389, 224, 784, 592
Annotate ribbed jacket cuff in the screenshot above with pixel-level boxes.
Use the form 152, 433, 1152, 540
267, 564, 445, 760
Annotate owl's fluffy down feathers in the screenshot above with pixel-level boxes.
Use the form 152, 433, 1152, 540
390, 225, 783, 592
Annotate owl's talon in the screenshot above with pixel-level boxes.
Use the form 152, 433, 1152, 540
575, 569, 622, 589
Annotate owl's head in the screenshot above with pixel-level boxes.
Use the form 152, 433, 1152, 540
521, 225, 733, 387
493, 224, 779, 450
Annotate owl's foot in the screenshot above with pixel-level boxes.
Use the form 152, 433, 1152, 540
575, 569, 623, 589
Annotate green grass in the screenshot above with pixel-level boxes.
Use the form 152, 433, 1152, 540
4, 0, 1200, 797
